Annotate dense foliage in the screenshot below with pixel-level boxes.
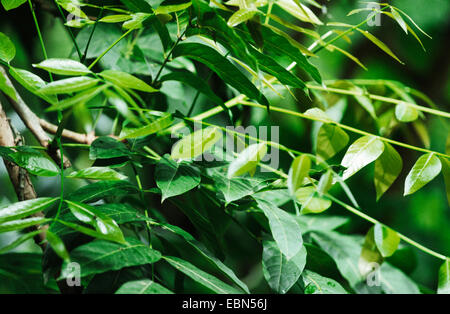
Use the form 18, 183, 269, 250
0, 0, 449, 294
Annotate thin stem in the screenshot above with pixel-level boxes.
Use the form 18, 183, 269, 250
88, 28, 134, 70
82, 7, 104, 64
28, 0, 53, 81
327, 194, 447, 261
53, 0, 83, 61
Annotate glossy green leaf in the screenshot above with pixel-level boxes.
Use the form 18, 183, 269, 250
0, 31, 15, 63
404, 153, 442, 195
1, 0, 26, 10
90, 136, 131, 160
227, 8, 258, 27
316, 124, 349, 160
66, 167, 127, 181
68, 180, 138, 203
46, 230, 70, 261
295, 187, 332, 214
33, 58, 92, 76
65, 200, 126, 244
155, 0, 192, 14
374, 224, 400, 258
60, 238, 161, 278
255, 198, 303, 260
122, 13, 152, 30
228, 143, 267, 178
276, 0, 323, 25
374, 143, 403, 200
1, 147, 61, 177
438, 259, 450, 294
46, 85, 108, 111
171, 127, 222, 160
262, 240, 306, 293
155, 156, 201, 202
395, 102, 419, 122
115, 279, 173, 294
164, 256, 242, 294
341, 135, 384, 180
0, 217, 51, 233
120, 113, 173, 139
100, 70, 158, 93
287, 155, 311, 195
302, 270, 348, 294
0, 197, 58, 224
172, 43, 269, 110
0, 71, 17, 100
99, 14, 132, 23
390, 7, 408, 34
38, 77, 100, 95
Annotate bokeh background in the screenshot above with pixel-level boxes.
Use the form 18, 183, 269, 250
0, 0, 449, 292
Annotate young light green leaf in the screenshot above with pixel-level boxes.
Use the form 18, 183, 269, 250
255, 198, 303, 260
404, 153, 442, 195
38, 77, 100, 95
171, 127, 222, 160
119, 113, 172, 140
374, 143, 403, 200
66, 167, 127, 181
0, 197, 58, 223
356, 29, 404, 64
155, 156, 201, 202
100, 70, 158, 93
60, 238, 161, 278
99, 14, 132, 23
395, 102, 419, 122
374, 224, 400, 258
438, 259, 450, 294
155, 0, 192, 14
316, 124, 349, 160
227, 143, 267, 179
33, 58, 92, 76
65, 200, 126, 244
0, 31, 16, 63
341, 136, 384, 180
276, 0, 323, 25
227, 8, 258, 27
287, 155, 311, 195
115, 279, 173, 294
46, 230, 70, 261
262, 240, 306, 294
390, 7, 408, 34
164, 256, 242, 294
1, 0, 26, 10
295, 186, 332, 214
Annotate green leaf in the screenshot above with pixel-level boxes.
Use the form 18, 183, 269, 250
66, 167, 127, 181
99, 14, 132, 23
33, 58, 92, 76
0, 147, 61, 177
1, 0, 26, 10
438, 259, 450, 294
441, 157, 450, 207
164, 256, 242, 294
374, 224, 400, 258
155, 156, 201, 202
379, 262, 420, 294
255, 198, 303, 260
351, 86, 377, 119
228, 143, 267, 178
0, 230, 41, 254
46, 230, 70, 261
155, 0, 192, 14
60, 238, 161, 278
90, 136, 131, 160
65, 200, 126, 244
46, 85, 108, 111
0, 31, 16, 63
390, 7, 408, 34
356, 29, 404, 64
8, 67, 57, 103
287, 155, 311, 195
295, 186, 332, 214
374, 143, 403, 200
119, 113, 173, 139
0, 71, 17, 100
68, 180, 138, 203
302, 270, 348, 294
262, 240, 306, 293
316, 124, 349, 160
341, 135, 384, 180
171, 127, 223, 160
395, 102, 419, 122
0, 197, 58, 224
227, 8, 258, 27
404, 153, 442, 195
358, 227, 383, 278
172, 43, 269, 110
115, 279, 173, 294
38, 77, 100, 95
122, 13, 152, 30
100, 70, 158, 93
0, 217, 51, 233
276, 0, 323, 25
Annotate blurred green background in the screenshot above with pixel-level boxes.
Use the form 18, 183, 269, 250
0, 0, 449, 292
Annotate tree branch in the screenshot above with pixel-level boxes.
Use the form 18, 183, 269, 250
39, 119, 96, 145
0, 66, 71, 168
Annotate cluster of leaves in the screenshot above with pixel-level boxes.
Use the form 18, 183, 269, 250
0, 0, 449, 294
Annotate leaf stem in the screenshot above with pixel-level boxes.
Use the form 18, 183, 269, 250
53, 0, 83, 61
